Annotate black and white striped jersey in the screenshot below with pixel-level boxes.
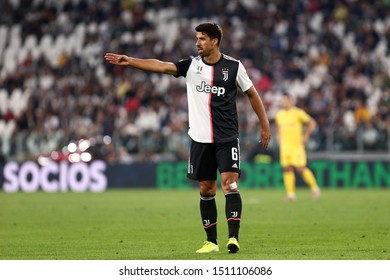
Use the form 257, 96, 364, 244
174, 54, 253, 143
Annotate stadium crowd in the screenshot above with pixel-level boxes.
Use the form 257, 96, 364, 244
1, 0, 390, 164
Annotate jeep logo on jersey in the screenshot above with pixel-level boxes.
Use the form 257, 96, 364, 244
196, 81, 225, 96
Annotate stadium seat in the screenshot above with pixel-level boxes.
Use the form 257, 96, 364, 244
0, 89, 8, 114
0, 25, 8, 62
17, 47, 29, 64
3, 120, 16, 138
24, 34, 38, 51
2, 48, 17, 74
10, 88, 24, 117
0, 119, 5, 135
88, 21, 98, 34
9, 25, 21, 50
39, 34, 53, 53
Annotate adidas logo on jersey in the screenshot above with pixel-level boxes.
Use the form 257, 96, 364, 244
232, 163, 238, 168
196, 81, 225, 96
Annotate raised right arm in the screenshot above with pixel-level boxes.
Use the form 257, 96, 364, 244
104, 53, 178, 76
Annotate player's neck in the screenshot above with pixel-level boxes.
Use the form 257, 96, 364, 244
203, 50, 222, 65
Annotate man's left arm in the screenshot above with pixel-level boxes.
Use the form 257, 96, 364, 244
303, 117, 316, 145
245, 86, 271, 150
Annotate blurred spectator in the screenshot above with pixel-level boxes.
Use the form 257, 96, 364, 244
354, 98, 372, 126
361, 120, 380, 150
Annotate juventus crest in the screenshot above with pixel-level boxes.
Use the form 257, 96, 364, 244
222, 68, 229, 81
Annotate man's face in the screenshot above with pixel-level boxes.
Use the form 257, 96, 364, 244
196, 32, 217, 57
281, 95, 292, 109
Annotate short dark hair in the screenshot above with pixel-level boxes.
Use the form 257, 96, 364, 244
195, 23, 223, 46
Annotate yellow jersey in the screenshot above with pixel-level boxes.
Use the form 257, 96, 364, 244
275, 107, 311, 152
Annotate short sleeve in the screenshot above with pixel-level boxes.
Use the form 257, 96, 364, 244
174, 58, 192, 78
236, 61, 253, 92
298, 109, 311, 123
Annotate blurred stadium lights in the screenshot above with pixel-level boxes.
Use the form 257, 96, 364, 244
67, 143, 77, 153
35, 137, 107, 164
69, 153, 80, 163
78, 139, 91, 152
102, 135, 112, 145
80, 152, 92, 162
37, 155, 50, 166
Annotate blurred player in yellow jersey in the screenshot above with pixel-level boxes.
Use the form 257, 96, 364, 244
275, 93, 320, 201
